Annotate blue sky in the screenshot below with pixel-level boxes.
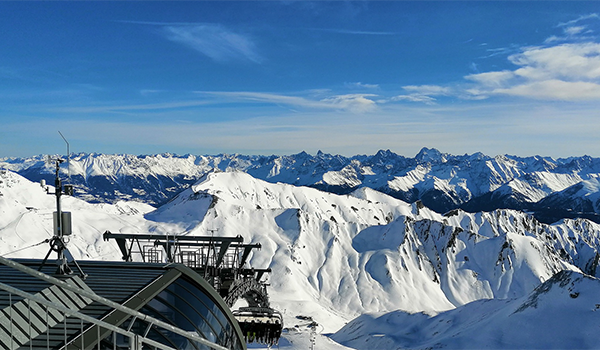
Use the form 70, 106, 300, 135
2, 1, 600, 158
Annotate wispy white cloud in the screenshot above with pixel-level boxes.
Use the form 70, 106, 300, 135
392, 94, 437, 104
345, 82, 380, 89
494, 80, 600, 100
545, 13, 599, 44
480, 45, 521, 59
392, 85, 451, 105
198, 91, 378, 113
160, 24, 262, 64
465, 71, 514, 87
460, 14, 600, 101
466, 42, 600, 101
198, 91, 327, 108
402, 85, 451, 95
544, 27, 594, 44
321, 94, 377, 112
557, 13, 600, 27
564, 26, 586, 36
52, 100, 216, 114
510, 43, 600, 80
118, 20, 263, 63
46, 90, 379, 116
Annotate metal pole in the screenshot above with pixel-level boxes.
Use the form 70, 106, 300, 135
55, 160, 62, 239
28, 301, 32, 350
80, 319, 84, 350
54, 160, 66, 273
46, 307, 50, 350
9, 293, 14, 350
58, 131, 70, 181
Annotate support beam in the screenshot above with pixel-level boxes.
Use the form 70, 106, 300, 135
215, 241, 232, 268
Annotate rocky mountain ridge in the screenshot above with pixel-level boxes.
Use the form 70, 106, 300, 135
3, 148, 600, 224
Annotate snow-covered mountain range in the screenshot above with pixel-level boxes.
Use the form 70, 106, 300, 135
3, 164, 600, 349
3, 148, 600, 225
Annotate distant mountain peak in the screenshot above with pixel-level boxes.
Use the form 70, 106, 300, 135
375, 149, 395, 157
5, 150, 600, 224
415, 147, 447, 164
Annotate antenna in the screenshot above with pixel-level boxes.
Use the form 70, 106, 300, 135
38, 154, 85, 278
58, 131, 70, 181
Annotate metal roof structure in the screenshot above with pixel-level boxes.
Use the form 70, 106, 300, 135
0, 257, 246, 350
101, 232, 283, 347
101, 233, 273, 308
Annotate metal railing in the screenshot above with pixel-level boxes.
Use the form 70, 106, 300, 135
0, 280, 174, 350
0, 256, 231, 350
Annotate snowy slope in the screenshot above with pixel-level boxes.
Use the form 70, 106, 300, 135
532, 178, 600, 222
0, 169, 178, 261
461, 171, 583, 213
4, 169, 600, 349
144, 171, 600, 331
332, 270, 600, 349
148, 171, 438, 331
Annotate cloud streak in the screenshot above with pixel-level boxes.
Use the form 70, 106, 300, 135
51, 100, 216, 114
43, 91, 379, 116
392, 85, 451, 105
162, 24, 263, 63
345, 82, 379, 89
118, 20, 263, 63
198, 91, 378, 113
557, 13, 600, 28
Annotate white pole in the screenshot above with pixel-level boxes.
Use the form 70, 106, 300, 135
58, 131, 70, 181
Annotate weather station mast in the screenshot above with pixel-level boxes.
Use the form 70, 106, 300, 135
39, 132, 86, 277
